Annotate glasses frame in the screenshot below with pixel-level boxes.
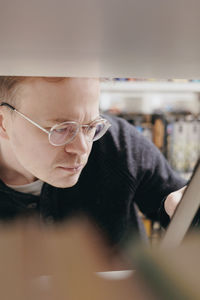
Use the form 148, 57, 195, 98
0, 102, 111, 146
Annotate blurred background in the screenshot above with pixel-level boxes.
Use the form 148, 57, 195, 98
100, 78, 200, 242
100, 78, 200, 180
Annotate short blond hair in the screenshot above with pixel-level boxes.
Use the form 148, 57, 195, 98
0, 76, 66, 107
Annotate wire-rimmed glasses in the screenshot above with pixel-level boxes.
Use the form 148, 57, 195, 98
0, 102, 111, 146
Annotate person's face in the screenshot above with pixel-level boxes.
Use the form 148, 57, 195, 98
5, 78, 100, 187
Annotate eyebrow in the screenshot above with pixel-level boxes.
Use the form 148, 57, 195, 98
46, 116, 101, 124
46, 118, 70, 123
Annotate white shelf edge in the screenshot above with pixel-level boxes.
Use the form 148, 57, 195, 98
100, 82, 200, 93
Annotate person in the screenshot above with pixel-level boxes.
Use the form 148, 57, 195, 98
0, 76, 186, 246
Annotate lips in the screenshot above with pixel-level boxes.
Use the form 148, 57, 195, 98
58, 165, 83, 172
60, 165, 83, 169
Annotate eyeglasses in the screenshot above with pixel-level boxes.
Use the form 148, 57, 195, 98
0, 102, 111, 146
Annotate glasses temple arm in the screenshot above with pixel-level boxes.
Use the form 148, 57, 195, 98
14, 110, 49, 134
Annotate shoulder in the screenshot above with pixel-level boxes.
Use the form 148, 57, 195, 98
90, 114, 166, 179
98, 114, 148, 150
103, 113, 139, 138
94, 114, 160, 161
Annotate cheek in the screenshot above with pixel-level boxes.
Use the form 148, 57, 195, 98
83, 143, 93, 164
88, 143, 93, 155
11, 130, 57, 168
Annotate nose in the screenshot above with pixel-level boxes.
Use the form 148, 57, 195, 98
64, 130, 89, 155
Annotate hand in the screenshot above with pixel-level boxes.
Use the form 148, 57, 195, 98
164, 186, 187, 218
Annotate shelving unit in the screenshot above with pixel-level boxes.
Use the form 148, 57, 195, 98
100, 80, 200, 240
100, 81, 200, 115
101, 81, 200, 93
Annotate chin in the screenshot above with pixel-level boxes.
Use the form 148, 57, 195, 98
49, 175, 80, 188
56, 182, 78, 188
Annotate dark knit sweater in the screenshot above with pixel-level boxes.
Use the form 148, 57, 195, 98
0, 115, 186, 245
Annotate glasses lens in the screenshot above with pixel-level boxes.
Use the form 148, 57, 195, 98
49, 119, 111, 146
49, 122, 78, 146
90, 120, 111, 142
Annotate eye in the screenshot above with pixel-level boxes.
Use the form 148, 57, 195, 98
88, 125, 96, 131
53, 124, 77, 135
54, 128, 66, 133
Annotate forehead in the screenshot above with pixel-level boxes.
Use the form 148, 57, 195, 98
18, 78, 100, 122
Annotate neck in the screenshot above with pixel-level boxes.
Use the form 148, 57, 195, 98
0, 142, 37, 185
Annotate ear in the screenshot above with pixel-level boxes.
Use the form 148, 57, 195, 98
0, 110, 10, 140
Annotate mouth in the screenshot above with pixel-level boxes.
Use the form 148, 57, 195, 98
58, 165, 83, 173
